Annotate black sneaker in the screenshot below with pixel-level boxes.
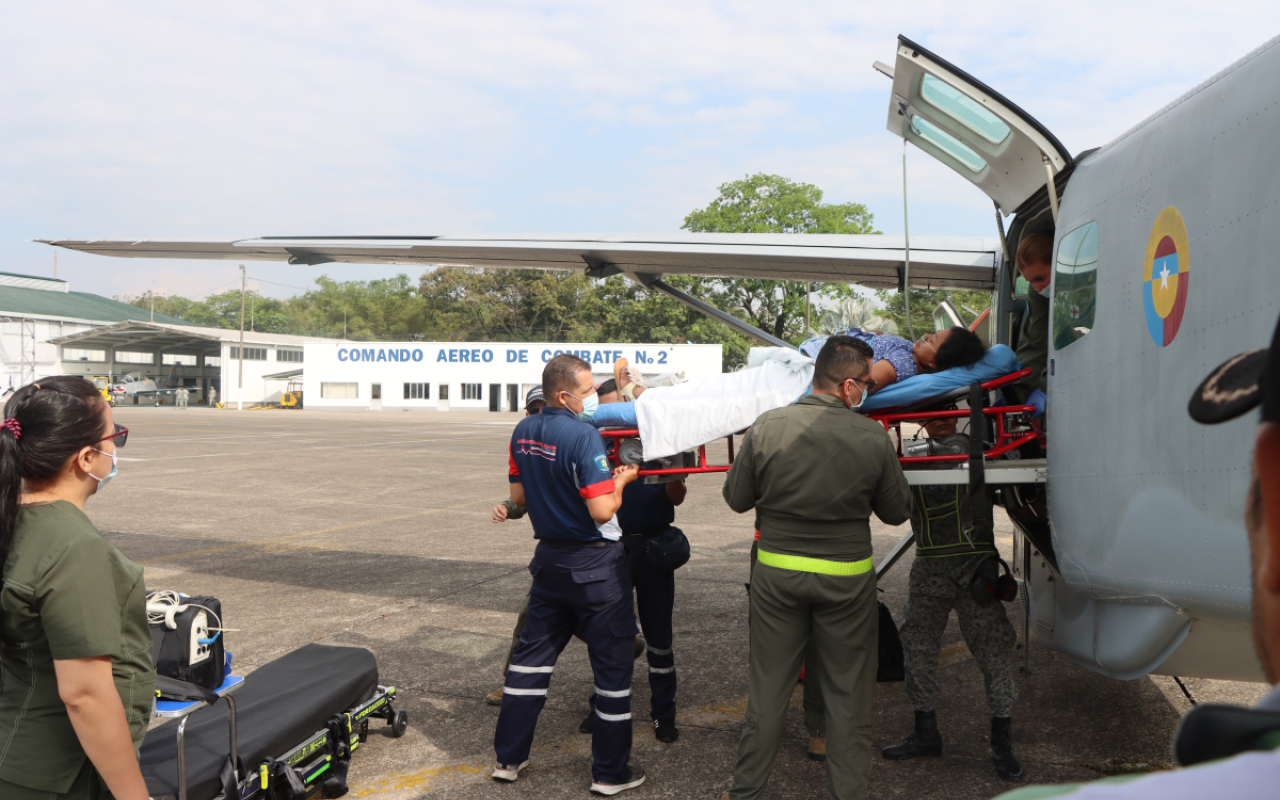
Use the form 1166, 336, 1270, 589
589, 764, 646, 795
654, 718, 679, 743
580, 708, 595, 734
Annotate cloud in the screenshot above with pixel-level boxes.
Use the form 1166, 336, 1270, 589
2, 1, 1278, 299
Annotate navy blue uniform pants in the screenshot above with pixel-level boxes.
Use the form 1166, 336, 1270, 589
494, 540, 638, 782
620, 533, 677, 721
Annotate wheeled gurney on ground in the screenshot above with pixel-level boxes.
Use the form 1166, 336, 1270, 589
142, 643, 408, 800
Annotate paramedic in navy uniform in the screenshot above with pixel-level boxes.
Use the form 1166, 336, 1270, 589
493, 353, 646, 796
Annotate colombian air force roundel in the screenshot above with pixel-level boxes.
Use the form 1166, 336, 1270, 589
1142, 207, 1190, 347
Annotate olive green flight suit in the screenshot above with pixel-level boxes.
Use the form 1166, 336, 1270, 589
1009, 287, 1050, 404
723, 394, 911, 800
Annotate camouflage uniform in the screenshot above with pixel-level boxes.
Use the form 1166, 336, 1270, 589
901, 435, 1017, 718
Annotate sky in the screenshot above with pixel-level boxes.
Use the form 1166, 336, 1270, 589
2, 2, 1278, 303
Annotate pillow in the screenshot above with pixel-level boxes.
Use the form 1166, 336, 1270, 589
861, 344, 1022, 411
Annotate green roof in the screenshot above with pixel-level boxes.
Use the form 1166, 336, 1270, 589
0, 285, 188, 326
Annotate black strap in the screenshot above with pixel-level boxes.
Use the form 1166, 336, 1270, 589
155, 674, 218, 704
965, 383, 993, 540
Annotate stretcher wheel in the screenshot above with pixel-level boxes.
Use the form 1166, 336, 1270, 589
617, 438, 645, 466
390, 709, 408, 738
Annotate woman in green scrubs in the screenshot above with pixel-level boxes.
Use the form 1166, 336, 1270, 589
0, 376, 153, 800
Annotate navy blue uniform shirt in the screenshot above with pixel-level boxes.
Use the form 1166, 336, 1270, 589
509, 406, 621, 542
616, 472, 676, 535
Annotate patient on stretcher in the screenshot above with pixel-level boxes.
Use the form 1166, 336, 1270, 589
588, 329, 1005, 462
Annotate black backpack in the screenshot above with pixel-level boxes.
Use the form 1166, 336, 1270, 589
149, 594, 227, 694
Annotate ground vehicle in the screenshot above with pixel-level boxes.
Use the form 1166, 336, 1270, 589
281, 380, 303, 408
39, 34, 1280, 682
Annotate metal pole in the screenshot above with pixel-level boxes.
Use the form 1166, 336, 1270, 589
237, 265, 245, 411
902, 142, 915, 341
805, 283, 811, 334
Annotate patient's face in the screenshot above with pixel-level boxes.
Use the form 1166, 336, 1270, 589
923, 418, 957, 438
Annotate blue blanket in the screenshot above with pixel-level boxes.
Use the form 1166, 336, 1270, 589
860, 344, 1021, 411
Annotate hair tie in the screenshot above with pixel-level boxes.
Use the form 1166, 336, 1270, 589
2, 418, 21, 440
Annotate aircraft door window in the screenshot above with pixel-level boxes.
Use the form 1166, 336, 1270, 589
919, 75, 1011, 144
909, 116, 986, 173
1052, 221, 1099, 351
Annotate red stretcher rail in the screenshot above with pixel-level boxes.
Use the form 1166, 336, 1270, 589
597, 368, 1038, 474
598, 428, 736, 477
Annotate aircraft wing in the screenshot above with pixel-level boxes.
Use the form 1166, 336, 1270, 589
37, 233, 1001, 290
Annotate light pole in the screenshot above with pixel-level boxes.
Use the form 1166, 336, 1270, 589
237, 265, 246, 410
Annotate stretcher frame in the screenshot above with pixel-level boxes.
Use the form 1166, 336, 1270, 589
597, 368, 1038, 478
166, 684, 405, 800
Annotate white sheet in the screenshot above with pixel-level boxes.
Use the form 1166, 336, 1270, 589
635, 347, 814, 459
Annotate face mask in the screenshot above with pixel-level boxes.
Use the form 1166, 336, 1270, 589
844, 380, 868, 410
90, 448, 117, 491
567, 390, 599, 422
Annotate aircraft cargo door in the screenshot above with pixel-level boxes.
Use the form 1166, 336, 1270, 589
881, 36, 1073, 214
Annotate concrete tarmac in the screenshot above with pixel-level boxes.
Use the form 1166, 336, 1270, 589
106, 407, 1268, 799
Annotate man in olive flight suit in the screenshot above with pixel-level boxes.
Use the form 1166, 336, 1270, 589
720, 335, 912, 800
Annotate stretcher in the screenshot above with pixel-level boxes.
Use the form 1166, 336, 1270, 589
141, 643, 408, 800
600, 367, 1042, 481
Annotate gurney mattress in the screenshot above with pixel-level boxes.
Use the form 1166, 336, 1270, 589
142, 643, 379, 800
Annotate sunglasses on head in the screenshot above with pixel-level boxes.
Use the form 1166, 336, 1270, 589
91, 424, 128, 449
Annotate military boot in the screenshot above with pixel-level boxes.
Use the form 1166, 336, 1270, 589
991, 717, 1024, 781
881, 710, 943, 759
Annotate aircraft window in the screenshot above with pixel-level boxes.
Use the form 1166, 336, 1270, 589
910, 116, 986, 173
1052, 222, 1099, 351
919, 75, 1012, 144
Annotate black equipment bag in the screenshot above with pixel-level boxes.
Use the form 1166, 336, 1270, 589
150, 595, 227, 692
643, 526, 691, 571
876, 601, 905, 682
141, 643, 379, 800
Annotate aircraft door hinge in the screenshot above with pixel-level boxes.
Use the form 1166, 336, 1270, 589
284, 248, 335, 266
582, 254, 622, 279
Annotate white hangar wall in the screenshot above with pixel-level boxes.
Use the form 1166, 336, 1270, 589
302, 342, 723, 411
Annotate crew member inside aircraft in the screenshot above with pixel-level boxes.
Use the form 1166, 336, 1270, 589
0, 377, 153, 800
1008, 232, 1052, 413
720, 335, 911, 800
493, 355, 647, 795
880, 414, 1022, 781
995, 313, 1280, 797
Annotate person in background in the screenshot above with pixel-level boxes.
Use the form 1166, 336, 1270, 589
0, 376, 152, 800
493, 356, 646, 795
580, 380, 687, 744
881, 415, 1022, 781
720, 336, 911, 800
207, 384, 217, 407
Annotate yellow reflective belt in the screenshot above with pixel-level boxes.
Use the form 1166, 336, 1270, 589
756, 549, 873, 576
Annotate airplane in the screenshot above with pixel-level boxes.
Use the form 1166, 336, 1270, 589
38, 33, 1280, 684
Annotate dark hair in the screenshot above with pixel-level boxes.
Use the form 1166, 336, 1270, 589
542, 354, 592, 399
596, 378, 618, 396
0, 376, 109, 664
814, 335, 871, 390
934, 326, 987, 371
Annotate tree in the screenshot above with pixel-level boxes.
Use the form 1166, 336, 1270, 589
682, 173, 878, 342
874, 287, 993, 338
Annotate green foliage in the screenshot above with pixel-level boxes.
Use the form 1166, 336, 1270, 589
682, 173, 877, 342
873, 288, 993, 337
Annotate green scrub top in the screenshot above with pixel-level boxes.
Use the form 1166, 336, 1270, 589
0, 501, 155, 794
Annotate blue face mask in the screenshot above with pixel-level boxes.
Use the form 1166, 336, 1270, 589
569, 390, 599, 422
90, 448, 117, 491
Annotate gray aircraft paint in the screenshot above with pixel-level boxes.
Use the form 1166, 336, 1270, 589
39, 35, 1280, 682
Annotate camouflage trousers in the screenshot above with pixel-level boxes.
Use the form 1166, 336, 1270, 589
901, 554, 1017, 717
